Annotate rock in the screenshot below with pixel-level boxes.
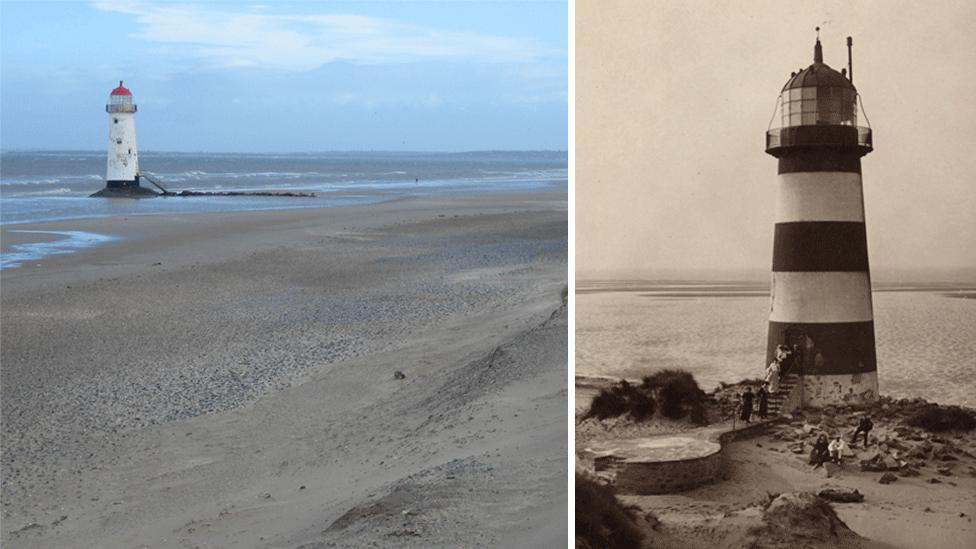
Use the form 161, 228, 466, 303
927, 477, 942, 484
878, 472, 898, 484
937, 465, 953, 476
818, 488, 864, 503
858, 450, 881, 462
925, 507, 933, 512
882, 455, 901, 471
788, 442, 805, 454
393, 371, 406, 380
899, 467, 921, 477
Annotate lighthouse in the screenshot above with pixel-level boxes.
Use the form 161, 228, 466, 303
93, 81, 155, 197
764, 33, 877, 406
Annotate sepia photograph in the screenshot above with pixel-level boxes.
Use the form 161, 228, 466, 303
1, 1, 567, 547
575, 1, 975, 548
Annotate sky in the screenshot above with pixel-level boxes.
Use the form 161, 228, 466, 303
576, 0, 976, 280
0, 0, 567, 152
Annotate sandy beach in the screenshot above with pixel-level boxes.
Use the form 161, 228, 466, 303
576, 383, 976, 549
1, 191, 568, 547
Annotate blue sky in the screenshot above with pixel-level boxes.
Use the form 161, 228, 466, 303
1, 1, 567, 152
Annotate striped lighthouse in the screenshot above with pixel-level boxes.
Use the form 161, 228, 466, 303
764, 33, 877, 406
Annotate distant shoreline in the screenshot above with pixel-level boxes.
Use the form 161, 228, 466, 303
576, 280, 976, 295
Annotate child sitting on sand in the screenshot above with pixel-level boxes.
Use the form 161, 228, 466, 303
828, 436, 847, 464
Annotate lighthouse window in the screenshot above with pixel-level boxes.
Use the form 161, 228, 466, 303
116, 138, 122, 144
801, 87, 816, 100
113, 118, 119, 124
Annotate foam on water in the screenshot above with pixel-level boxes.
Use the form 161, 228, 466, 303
1, 230, 118, 269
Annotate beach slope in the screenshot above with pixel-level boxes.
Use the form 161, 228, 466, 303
1, 192, 567, 547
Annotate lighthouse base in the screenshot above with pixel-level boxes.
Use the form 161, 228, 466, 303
799, 371, 878, 408
91, 178, 159, 198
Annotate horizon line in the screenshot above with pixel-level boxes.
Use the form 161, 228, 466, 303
0, 148, 569, 155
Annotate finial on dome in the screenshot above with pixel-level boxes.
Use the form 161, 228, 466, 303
814, 27, 823, 63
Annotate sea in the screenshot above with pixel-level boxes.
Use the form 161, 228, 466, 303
0, 150, 566, 267
576, 281, 976, 408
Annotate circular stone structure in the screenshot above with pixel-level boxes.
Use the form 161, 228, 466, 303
586, 436, 724, 494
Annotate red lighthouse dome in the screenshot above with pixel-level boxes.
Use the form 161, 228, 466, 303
111, 80, 132, 96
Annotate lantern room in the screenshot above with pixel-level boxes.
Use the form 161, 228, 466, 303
106, 81, 137, 113
766, 34, 872, 157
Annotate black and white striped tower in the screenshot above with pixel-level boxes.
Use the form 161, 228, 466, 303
764, 32, 877, 406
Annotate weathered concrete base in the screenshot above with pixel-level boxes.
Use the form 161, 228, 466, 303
89, 186, 159, 198
801, 371, 878, 407
589, 436, 723, 494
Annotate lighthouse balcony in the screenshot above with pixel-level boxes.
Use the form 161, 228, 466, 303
106, 104, 137, 113
766, 125, 871, 157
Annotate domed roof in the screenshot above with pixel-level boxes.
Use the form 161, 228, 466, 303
782, 63, 854, 91
781, 39, 856, 92
110, 80, 132, 96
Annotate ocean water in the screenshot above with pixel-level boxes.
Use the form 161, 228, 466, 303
576, 281, 976, 408
0, 150, 567, 225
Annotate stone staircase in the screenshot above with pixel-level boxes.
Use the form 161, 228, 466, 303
767, 373, 801, 417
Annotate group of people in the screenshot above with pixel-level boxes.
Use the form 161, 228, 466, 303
809, 415, 874, 468
736, 383, 769, 424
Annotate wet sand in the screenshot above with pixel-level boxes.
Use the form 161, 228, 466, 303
1, 191, 568, 547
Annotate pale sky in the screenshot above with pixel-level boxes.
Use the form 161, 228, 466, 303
1, 1, 567, 152
576, 0, 976, 281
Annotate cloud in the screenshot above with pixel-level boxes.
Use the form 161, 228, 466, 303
91, 0, 555, 71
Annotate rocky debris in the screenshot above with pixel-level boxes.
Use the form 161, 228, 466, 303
928, 478, 942, 484
759, 398, 976, 485
818, 488, 864, 503
174, 190, 316, 198
393, 371, 406, 380
878, 472, 898, 484
899, 466, 921, 477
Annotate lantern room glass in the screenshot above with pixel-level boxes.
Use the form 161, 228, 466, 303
780, 86, 856, 128
106, 93, 136, 113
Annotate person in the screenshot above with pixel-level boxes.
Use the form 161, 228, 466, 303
757, 383, 769, 419
828, 436, 846, 464
765, 359, 781, 393
775, 344, 791, 363
740, 388, 754, 423
790, 343, 803, 374
850, 415, 874, 447
810, 434, 830, 468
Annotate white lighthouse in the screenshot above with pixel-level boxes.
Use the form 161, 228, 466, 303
93, 81, 155, 197
106, 80, 139, 187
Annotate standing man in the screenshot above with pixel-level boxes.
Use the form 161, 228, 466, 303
850, 415, 874, 447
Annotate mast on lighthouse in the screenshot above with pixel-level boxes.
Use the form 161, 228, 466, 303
764, 32, 877, 407
94, 81, 154, 197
